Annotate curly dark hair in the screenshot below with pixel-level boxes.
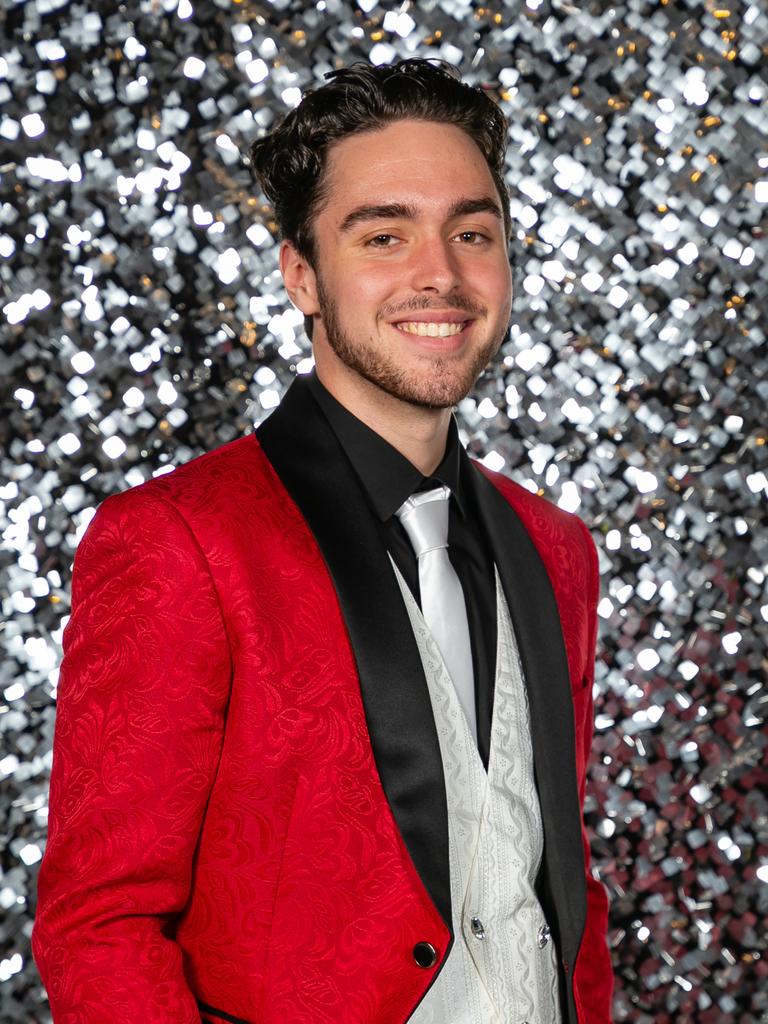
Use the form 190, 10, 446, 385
249, 58, 511, 266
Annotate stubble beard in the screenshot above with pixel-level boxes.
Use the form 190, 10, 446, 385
315, 273, 507, 410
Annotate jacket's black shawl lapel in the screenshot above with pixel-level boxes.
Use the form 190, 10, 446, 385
467, 461, 587, 969
256, 375, 452, 931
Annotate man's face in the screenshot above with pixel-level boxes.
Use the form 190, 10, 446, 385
288, 118, 513, 410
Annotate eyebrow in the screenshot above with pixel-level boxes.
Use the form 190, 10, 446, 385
338, 196, 503, 234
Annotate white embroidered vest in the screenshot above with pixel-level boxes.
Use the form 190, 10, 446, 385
391, 560, 562, 1024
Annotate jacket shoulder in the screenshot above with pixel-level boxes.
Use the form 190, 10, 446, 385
475, 462, 591, 544
475, 461, 598, 601
96, 434, 267, 520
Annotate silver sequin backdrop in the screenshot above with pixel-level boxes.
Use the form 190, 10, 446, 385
0, 1, 766, 1021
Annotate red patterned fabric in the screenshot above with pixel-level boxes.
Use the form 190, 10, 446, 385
34, 434, 611, 1023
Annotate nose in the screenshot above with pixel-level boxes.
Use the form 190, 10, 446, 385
408, 236, 462, 294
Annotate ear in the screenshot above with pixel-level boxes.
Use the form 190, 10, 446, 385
279, 240, 320, 317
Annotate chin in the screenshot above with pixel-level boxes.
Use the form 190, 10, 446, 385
377, 369, 479, 411
323, 321, 493, 411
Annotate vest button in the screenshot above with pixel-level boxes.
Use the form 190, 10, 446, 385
537, 924, 551, 948
470, 916, 486, 940
413, 942, 438, 968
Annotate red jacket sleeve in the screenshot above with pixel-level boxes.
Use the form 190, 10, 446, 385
33, 487, 232, 1023
573, 518, 614, 1023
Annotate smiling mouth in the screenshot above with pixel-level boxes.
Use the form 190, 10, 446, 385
393, 320, 469, 337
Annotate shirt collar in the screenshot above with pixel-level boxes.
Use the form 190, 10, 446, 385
306, 370, 466, 522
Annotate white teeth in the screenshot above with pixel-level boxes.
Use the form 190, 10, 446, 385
396, 321, 465, 337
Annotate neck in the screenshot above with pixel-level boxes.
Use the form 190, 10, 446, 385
314, 356, 452, 477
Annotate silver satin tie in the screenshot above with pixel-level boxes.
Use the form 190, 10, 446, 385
395, 486, 477, 742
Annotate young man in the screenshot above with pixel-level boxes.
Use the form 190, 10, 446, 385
34, 60, 613, 1023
